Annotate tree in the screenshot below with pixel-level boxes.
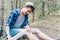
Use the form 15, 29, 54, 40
18, 0, 21, 9
16, 0, 18, 9
0, 0, 4, 26
41, 0, 45, 16
52, 0, 57, 8
46, 0, 57, 15
11, 0, 13, 10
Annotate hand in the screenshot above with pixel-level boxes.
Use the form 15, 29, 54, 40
8, 35, 12, 40
25, 25, 31, 33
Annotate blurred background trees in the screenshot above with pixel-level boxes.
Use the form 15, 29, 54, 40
0, 0, 60, 25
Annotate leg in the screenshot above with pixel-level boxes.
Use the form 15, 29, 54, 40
30, 28, 55, 40
27, 32, 39, 40
11, 29, 39, 40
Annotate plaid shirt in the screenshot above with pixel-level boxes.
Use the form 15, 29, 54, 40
6, 9, 29, 28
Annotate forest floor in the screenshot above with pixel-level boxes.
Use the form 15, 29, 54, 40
30, 15, 60, 40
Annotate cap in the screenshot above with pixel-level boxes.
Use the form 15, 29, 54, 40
25, 2, 34, 8
25, 2, 35, 12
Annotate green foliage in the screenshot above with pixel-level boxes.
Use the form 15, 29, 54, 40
4, 0, 60, 21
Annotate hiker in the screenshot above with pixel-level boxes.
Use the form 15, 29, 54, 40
6, 2, 55, 40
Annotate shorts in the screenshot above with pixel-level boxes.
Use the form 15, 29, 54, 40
10, 28, 21, 37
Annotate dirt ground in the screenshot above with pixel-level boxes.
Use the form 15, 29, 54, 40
30, 16, 60, 40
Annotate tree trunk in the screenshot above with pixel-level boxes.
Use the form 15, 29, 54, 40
42, 1, 45, 16
32, 12, 34, 22
18, 0, 21, 9
11, 0, 13, 10
16, 0, 18, 9
52, 0, 57, 8
0, 0, 4, 26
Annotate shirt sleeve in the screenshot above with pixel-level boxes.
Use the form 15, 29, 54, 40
6, 10, 16, 27
21, 14, 29, 28
25, 14, 29, 26
26, 19, 29, 25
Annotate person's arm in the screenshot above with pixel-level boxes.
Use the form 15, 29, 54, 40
5, 10, 16, 40
6, 26, 12, 40
25, 16, 30, 30
6, 26, 10, 37
6, 9, 16, 36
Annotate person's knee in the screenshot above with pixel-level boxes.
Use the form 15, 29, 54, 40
35, 28, 40, 32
